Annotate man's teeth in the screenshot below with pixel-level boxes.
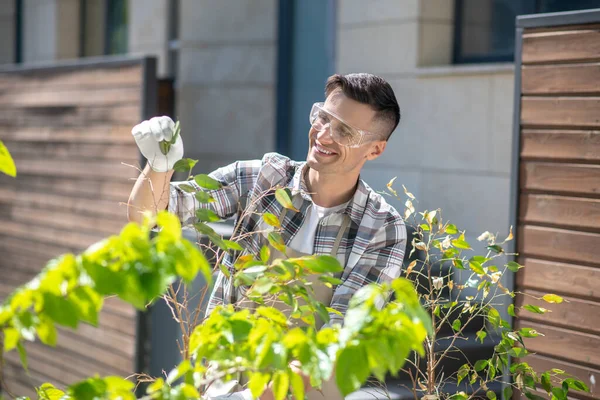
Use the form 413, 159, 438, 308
316, 144, 334, 155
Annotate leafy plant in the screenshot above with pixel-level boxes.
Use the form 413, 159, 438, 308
383, 180, 590, 400
0, 145, 589, 400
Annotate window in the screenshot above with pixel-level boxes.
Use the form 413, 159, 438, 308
454, 0, 600, 63
105, 0, 128, 55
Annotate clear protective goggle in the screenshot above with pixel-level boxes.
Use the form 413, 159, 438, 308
309, 102, 381, 148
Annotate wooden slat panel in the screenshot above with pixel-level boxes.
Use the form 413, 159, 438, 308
516, 258, 600, 301
518, 225, 600, 266
0, 125, 136, 145
12, 158, 139, 180
2, 362, 39, 398
515, 320, 600, 367
521, 97, 600, 128
0, 87, 140, 107
0, 189, 128, 220
0, 219, 110, 250
522, 28, 600, 64
0, 64, 142, 89
522, 64, 600, 94
521, 129, 600, 162
9, 206, 126, 236
516, 289, 600, 334
519, 195, 600, 230
57, 324, 136, 357
523, 354, 599, 400
0, 175, 134, 201
520, 162, 600, 196
0, 105, 141, 127
6, 141, 140, 163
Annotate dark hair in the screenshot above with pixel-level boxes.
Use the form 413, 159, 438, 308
325, 73, 401, 139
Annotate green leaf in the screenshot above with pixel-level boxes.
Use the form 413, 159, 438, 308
82, 260, 124, 295
523, 304, 548, 314
450, 391, 469, 400
508, 304, 516, 317
452, 238, 472, 250
525, 391, 546, 400
194, 174, 222, 190
469, 260, 485, 275
166, 360, 192, 385
42, 292, 79, 328
457, 364, 469, 385
305, 255, 343, 274
445, 224, 458, 234
219, 264, 231, 278
519, 327, 542, 338
272, 370, 290, 400
0, 140, 16, 177
476, 330, 487, 344
224, 240, 243, 251
196, 208, 221, 222
486, 390, 496, 400
256, 307, 288, 326
289, 370, 305, 400
38, 383, 66, 400
420, 223, 430, 231
17, 341, 27, 372
263, 212, 281, 228
336, 344, 370, 396
194, 191, 215, 203
452, 319, 462, 332
503, 386, 513, 400
507, 261, 523, 272
253, 277, 274, 295
260, 245, 271, 263
453, 258, 465, 269
4, 327, 19, 351
542, 294, 563, 304
71, 286, 102, 326
147, 378, 164, 394
541, 372, 552, 393
474, 359, 488, 372
248, 372, 271, 399
173, 158, 198, 172
508, 347, 529, 358
487, 245, 504, 254
275, 188, 298, 211
177, 183, 196, 193
563, 378, 589, 392
37, 316, 57, 346
268, 232, 286, 253
488, 307, 501, 328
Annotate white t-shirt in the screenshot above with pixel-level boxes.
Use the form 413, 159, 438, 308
288, 201, 349, 254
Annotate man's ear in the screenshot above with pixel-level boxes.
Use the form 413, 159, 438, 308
366, 140, 387, 161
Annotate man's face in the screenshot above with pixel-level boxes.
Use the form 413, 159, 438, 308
306, 90, 387, 177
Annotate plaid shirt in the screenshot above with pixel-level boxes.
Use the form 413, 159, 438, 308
169, 152, 407, 325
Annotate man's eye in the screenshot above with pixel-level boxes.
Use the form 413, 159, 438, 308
337, 129, 353, 138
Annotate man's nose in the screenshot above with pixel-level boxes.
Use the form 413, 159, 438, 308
315, 125, 334, 144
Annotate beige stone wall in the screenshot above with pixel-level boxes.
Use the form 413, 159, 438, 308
0, 0, 15, 64
337, 0, 515, 247
176, 0, 278, 174
128, 0, 170, 77
22, 0, 80, 63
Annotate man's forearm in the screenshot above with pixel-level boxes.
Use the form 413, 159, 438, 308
127, 163, 174, 224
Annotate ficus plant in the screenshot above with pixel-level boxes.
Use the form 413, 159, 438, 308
0, 146, 431, 399
0, 143, 589, 400
384, 178, 590, 400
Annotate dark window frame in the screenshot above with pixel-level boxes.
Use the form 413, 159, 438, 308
453, 0, 600, 64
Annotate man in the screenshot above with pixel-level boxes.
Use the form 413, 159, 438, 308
127, 73, 406, 399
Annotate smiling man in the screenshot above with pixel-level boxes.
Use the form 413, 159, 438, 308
127, 73, 406, 399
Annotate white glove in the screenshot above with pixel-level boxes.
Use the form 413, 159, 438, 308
131, 116, 184, 172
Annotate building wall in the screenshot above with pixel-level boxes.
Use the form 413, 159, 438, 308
0, 0, 15, 64
337, 0, 515, 251
176, 0, 278, 174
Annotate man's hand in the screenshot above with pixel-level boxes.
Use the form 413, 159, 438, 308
131, 116, 184, 172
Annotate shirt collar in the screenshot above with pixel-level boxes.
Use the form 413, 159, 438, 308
287, 162, 370, 227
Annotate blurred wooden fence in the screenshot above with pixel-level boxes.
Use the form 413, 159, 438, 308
511, 10, 600, 400
0, 57, 162, 398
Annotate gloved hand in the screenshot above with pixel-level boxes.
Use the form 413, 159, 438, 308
131, 116, 184, 172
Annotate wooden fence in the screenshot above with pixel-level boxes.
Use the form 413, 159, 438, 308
510, 10, 600, 400
0, 57, 158, 398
